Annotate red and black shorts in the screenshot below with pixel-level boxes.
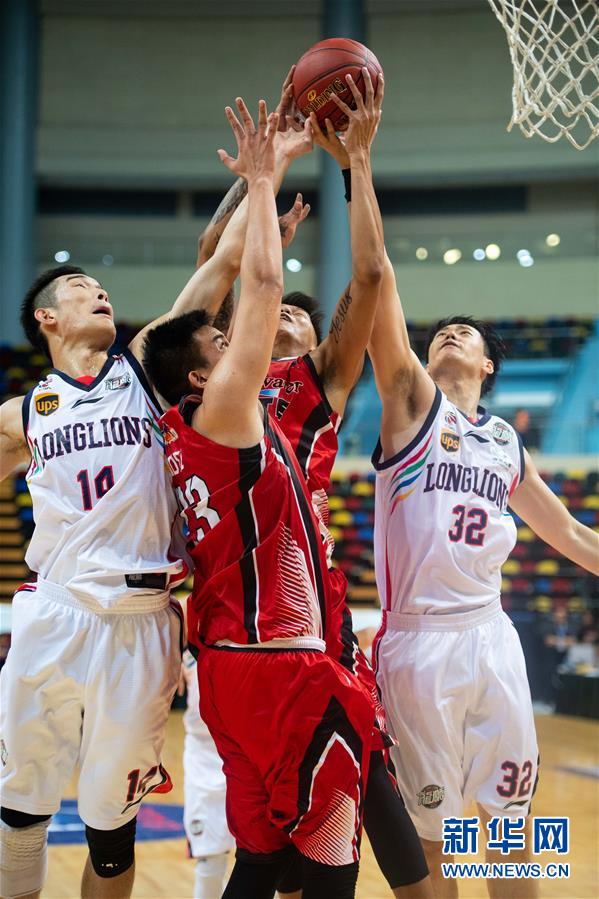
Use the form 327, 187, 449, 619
197, 645, 375, 865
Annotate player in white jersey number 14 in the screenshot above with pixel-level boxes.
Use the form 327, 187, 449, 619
0, 252, 242, 899
367, 254, 599, 899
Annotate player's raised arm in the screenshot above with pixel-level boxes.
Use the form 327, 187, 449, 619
196, 98, 283, 447
0, 397, 30, 482
128, 74, 311, 366
510, 449, 599, 575
308, 69, 385, 415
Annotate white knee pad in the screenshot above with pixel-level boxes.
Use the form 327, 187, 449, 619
0, 818, 50, 899
193, 851, 229, 899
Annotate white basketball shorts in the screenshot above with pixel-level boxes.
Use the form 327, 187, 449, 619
182, 650, 233, 858
375, 600, 539, 842
0, 580, 182, 829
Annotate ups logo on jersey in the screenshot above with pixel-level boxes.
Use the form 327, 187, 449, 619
35, 393, 59, 416
440, 429, 460, 452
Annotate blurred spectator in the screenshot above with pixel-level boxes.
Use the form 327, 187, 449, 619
576, 609, 599, 646
513, 407, 541, 450
539, 606, 577, 703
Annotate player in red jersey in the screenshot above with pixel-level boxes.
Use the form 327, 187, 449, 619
143, 97, 378, 899
193, 72, 433, 899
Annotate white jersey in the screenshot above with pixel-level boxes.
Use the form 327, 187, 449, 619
373, 387, 524, 615
22, 350, 183, 609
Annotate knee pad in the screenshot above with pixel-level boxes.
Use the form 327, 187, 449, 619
193, 852, 229, 899
85, 817, 137, 878
0, 816, 50, 899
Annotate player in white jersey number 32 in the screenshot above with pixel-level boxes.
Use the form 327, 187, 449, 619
367, 252, 599, 899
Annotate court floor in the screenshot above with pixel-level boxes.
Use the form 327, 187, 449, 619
44, 712, 598, 899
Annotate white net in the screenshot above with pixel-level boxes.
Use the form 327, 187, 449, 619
488, 0, 599, 150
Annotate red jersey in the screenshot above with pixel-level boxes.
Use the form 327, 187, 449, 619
261, 355, 340, 534
161, 398, 331, 652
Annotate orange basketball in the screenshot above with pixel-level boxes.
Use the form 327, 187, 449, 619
292, 38, 383, 130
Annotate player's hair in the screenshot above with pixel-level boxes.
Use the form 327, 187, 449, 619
20, 265, 87, 358
143, 309, 213, 407
212, 288, 235, 335
424, 315, 506, 396
282, 291, 324, 344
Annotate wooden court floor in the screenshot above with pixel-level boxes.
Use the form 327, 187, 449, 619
44, 713, 598, 899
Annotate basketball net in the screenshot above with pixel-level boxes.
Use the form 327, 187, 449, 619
488, 0, 599, 150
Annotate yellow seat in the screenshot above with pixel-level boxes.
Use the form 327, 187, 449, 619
516, 527, 534, 542
582, 495, 599, 509
535, 559, 559, 574
328, 496, 344, 510
502, 559, 520, 575
352, 481, 374, 496
330, 511, 353, 526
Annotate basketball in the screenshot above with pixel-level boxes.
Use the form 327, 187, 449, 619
292, 38, 383, 130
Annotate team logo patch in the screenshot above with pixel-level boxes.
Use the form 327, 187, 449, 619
35, 393, 59, 416
492, 422, 512, 446
105, 372, 131, 391
440, 429, 460, 452
161, 424, 179, 444
190, 818, 204, 836
444, 411, 457, 427
417, 784, 445, 809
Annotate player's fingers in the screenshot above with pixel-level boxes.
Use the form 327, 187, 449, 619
345, 73, 365, 113
224, 105, 244, 142
299, 203, 311, 222
363, 67, 375, 107
257, 98, 268, 131
266, 110, 279, 141
282, 64, 295, 92
374, 72, 385, 109
330, 91, 353, 117
308, 111, 326, 143
235, 97, 256, 134
324, 117, 338, 140
217, 149, 237, 170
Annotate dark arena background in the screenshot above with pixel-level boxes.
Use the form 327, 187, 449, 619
0, 1, 597, 897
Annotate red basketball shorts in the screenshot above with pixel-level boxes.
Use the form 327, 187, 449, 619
197, 645, 375, 865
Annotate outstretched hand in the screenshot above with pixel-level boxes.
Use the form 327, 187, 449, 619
279, 193, 311, 248
314, 68, 384, 163
274, 66, 314, 161
309, 114, 350, 169
217, 98, 279, 182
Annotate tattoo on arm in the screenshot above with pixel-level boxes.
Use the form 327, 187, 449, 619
329, 287, 353, 345
211, 177, 248, 228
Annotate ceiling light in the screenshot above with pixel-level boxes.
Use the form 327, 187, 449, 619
443, 248, 462, 265
54, 250, 70, 263
485, 243, 501, 260
545, 233, 560, 247
415, 247, 428, 261
286, 258, 302, 273
473, 248, 486, 261
102, 254, 114, 266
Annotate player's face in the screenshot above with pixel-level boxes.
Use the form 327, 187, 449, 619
275, 304, 318, 351
192, 327, 230, 380
37, 273, 115, 350
427, 323, 493, 385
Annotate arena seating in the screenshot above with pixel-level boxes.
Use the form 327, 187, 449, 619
1, 319, 596, 614
4, 466, 597, 615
